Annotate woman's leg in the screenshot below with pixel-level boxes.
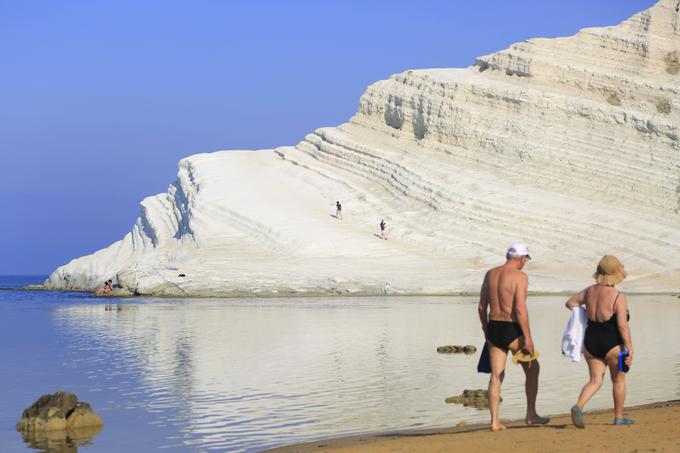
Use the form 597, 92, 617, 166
576, 351, 606, 410
606, 347, 626, 419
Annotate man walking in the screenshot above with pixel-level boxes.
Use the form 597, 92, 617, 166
477, 242, 549, 431
335, 201, 342, 220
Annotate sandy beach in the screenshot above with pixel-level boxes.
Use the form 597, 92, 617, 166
266, 400, 680, 452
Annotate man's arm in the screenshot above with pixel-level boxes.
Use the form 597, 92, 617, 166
478, 272, 489, 338
513, 272, 534, 353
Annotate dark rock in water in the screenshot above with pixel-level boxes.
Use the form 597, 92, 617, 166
437, 345, 463, 353
437, 344, 477, 354
445, 389, 501, 409
463, 345, 477, 354
17, 391, 103, 433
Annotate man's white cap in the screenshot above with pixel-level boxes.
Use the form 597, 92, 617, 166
507, 242, 531, 259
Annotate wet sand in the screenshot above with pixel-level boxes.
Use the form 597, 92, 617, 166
266, 400, 680, 452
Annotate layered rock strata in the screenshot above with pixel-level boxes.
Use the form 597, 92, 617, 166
46, 0, 680, 296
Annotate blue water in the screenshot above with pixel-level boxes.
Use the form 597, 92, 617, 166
1, 276, 679, 452
0, 277, 176, 452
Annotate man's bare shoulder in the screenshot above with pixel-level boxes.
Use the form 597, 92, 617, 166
487, 265, 504, 275
505, 267, 527, 278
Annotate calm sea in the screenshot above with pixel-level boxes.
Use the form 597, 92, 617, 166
1, 276, 679, 452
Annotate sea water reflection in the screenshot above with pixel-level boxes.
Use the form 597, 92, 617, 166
4, 295, 680, 452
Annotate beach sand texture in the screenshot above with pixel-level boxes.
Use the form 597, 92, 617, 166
46, 0, 680, 296
266, 401, 680, 452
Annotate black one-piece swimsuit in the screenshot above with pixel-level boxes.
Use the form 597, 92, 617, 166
583, 292, 630, 359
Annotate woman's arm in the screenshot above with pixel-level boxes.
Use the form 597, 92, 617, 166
616, 293, 634, 366
616, 294, 633, 350
565, 290, 586, 309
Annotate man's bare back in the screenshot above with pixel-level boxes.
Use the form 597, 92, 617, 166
484, 264, 527, 323
479, 260, 532, 353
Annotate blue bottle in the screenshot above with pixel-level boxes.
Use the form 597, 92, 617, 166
618, 349, 630, 373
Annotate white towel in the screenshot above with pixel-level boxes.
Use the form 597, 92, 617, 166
561, 306, 586, 362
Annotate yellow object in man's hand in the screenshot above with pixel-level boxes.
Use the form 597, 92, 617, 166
512, 350, 540, 365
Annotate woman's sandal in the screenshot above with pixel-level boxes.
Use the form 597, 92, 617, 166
571, 404, 585, 428
613, 417, 634, 425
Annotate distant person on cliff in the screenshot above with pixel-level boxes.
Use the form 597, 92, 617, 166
478, 242, 549, 431
335, 201, 342, 220
379, 219, 387, 239
564, 255, 634, 428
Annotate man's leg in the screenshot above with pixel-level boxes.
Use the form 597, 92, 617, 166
520, 360, 549, 424
487, 341, 508, 431
510, 338, 549, 424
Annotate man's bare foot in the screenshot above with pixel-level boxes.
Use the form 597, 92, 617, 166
525, 415, 550, 425
490, 423, 507, 432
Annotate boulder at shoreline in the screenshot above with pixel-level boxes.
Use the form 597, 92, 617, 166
16, 391, 103, 433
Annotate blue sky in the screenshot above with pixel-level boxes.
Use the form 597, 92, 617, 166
0, 0, 655, 275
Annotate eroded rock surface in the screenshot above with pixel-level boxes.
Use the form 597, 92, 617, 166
45, 0, 680, 296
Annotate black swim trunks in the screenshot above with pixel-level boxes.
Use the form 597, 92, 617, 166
487, 320, 523, 350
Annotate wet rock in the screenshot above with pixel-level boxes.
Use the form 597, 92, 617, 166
17, 391, 103, 433
445, 389, 501, 409
463, 345, 477, 354
437, 345, 463, 353
437, 344, 477, 354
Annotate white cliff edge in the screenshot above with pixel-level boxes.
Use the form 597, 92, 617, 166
46, 0, 680, 296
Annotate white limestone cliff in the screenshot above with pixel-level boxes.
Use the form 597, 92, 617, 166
46, 0, 680, 296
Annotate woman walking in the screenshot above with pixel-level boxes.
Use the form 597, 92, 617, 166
564, 255, 634, 428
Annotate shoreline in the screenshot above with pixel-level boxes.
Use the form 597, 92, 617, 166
9, 286, 680, 299
263, 400, 680, 452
